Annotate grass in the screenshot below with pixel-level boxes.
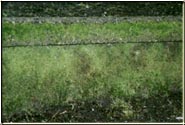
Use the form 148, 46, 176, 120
2, 20, 183, 122
2, 21, 182, 46
2, 43, 182, 122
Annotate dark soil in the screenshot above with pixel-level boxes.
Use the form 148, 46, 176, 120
3, 90, 182, 123
2, 2, 182, 17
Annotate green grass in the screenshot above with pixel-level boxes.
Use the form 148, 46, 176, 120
2, 42, 182, 122
2, 20, 183, 122
2, 21, 182, 46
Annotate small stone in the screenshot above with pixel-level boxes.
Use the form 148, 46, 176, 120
176, 117, 183, 120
